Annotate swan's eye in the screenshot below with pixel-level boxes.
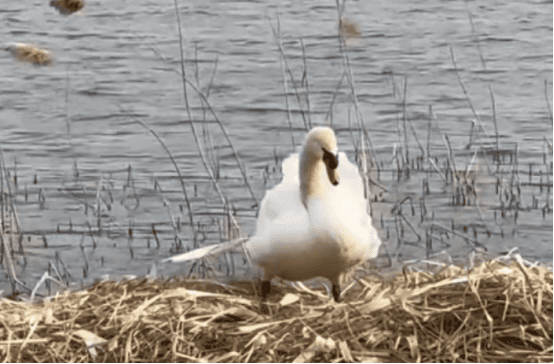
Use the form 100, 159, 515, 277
322, 148, 338, 169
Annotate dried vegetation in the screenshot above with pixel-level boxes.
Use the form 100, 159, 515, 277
50, 0, 84, 15
6, 43, 53, 66
0, 256, 551, 362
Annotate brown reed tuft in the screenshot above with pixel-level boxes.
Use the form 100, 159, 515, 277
6, 43, 53, 66
339, 17, 361, 41
50, 0, 84, 15
0, 257, 551, 362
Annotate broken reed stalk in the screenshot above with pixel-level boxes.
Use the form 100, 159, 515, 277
173, 0, 229, 212
160, 196, 189, 248
205, 57, 219, 100
401, 77, 426, 159
94, 174, 102, 233
334, 0, 380, 170
323, 70, 347, 127
0, 214, 18, 295
426, 105, 433, 159
465, 0, 487, 71
488, 85, 500, 152
464, 147, 479, 176
393, 82, 406, 168
64, 69, 71, 135
300, 38, 313, 130
0, 146, 29, 296
431, 222, 487, 250
181, 67, 257, 206
63, 69, 80, 182
273, 14, 296, 149
268, 13, 309, 131
196, 53, 222, 171
125, 165, 140, 209
358, 118, 371, 208
147, 48, 253, 210
466, 3, 504, 154
0, 155, 20, 235
121, 111, 197, 244
362, 127, 383, 180
545, 79, 553, 123
449, 46, 490, 139
193, 41, 200, 86
347, 109, 359, 156
193, 51, 219, 123
202, 125, 220, 180
402, 76, 410, 163
443, 134, 457, 182
146, 1, 257, 212
269, 12, 310, 131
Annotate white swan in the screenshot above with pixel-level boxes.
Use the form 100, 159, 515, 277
246, 126, 381, 302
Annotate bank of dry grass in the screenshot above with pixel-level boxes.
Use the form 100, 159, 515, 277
0, 256, 551, 362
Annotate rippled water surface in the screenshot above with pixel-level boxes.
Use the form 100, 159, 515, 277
0, 0, 552, 295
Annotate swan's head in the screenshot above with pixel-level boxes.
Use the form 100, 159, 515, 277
302, 127, 340, 186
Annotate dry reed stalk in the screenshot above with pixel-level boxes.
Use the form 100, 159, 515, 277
274, 13, 296, 149
6, 43, 53, 66
489, 85, 500, 152
268, 13, 310, 131
426, 106, 433, 158
300, 38, 313, 130
465, 0, 487, 71
400, 78, 426, 161
545, 80, 553, 123
334, 0, 380, 171
0, 147, 29, 297
323, 70, 347, 127
120, 111, 197, 244
149, 7, 257, 207
449, 46, 490, 140
173, 0, 228, 212
181, 65, 258, 207
202, 125, 221, 180
0, 257, 550, 362
402, 77, 410, 164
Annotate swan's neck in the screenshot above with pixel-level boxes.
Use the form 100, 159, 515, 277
299, 153, 328, 209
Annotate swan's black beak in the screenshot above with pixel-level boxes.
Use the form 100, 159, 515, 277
323, 149, 339, 186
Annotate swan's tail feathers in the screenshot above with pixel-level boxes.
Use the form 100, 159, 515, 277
160, 237, 249, 264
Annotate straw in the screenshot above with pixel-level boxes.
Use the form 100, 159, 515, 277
0, 257, 550, 362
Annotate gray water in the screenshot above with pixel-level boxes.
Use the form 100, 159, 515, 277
0, 0, 552, 296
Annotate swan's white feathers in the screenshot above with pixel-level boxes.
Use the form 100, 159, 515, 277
247, 127, 381, 286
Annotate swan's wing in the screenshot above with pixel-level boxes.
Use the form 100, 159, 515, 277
337, 152, 366, 207
318, 152, 381, 260
249, 153, 311, 265
255, 153, 302, 235
280, 153, 300, 185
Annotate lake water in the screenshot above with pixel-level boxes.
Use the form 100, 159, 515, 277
0, 0, 552, 296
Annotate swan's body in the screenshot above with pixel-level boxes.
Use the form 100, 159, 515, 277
246, 127, 381, 301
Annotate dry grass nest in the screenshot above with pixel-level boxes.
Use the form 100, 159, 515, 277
6, 43, 53, 66
0, 256, 551, 362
